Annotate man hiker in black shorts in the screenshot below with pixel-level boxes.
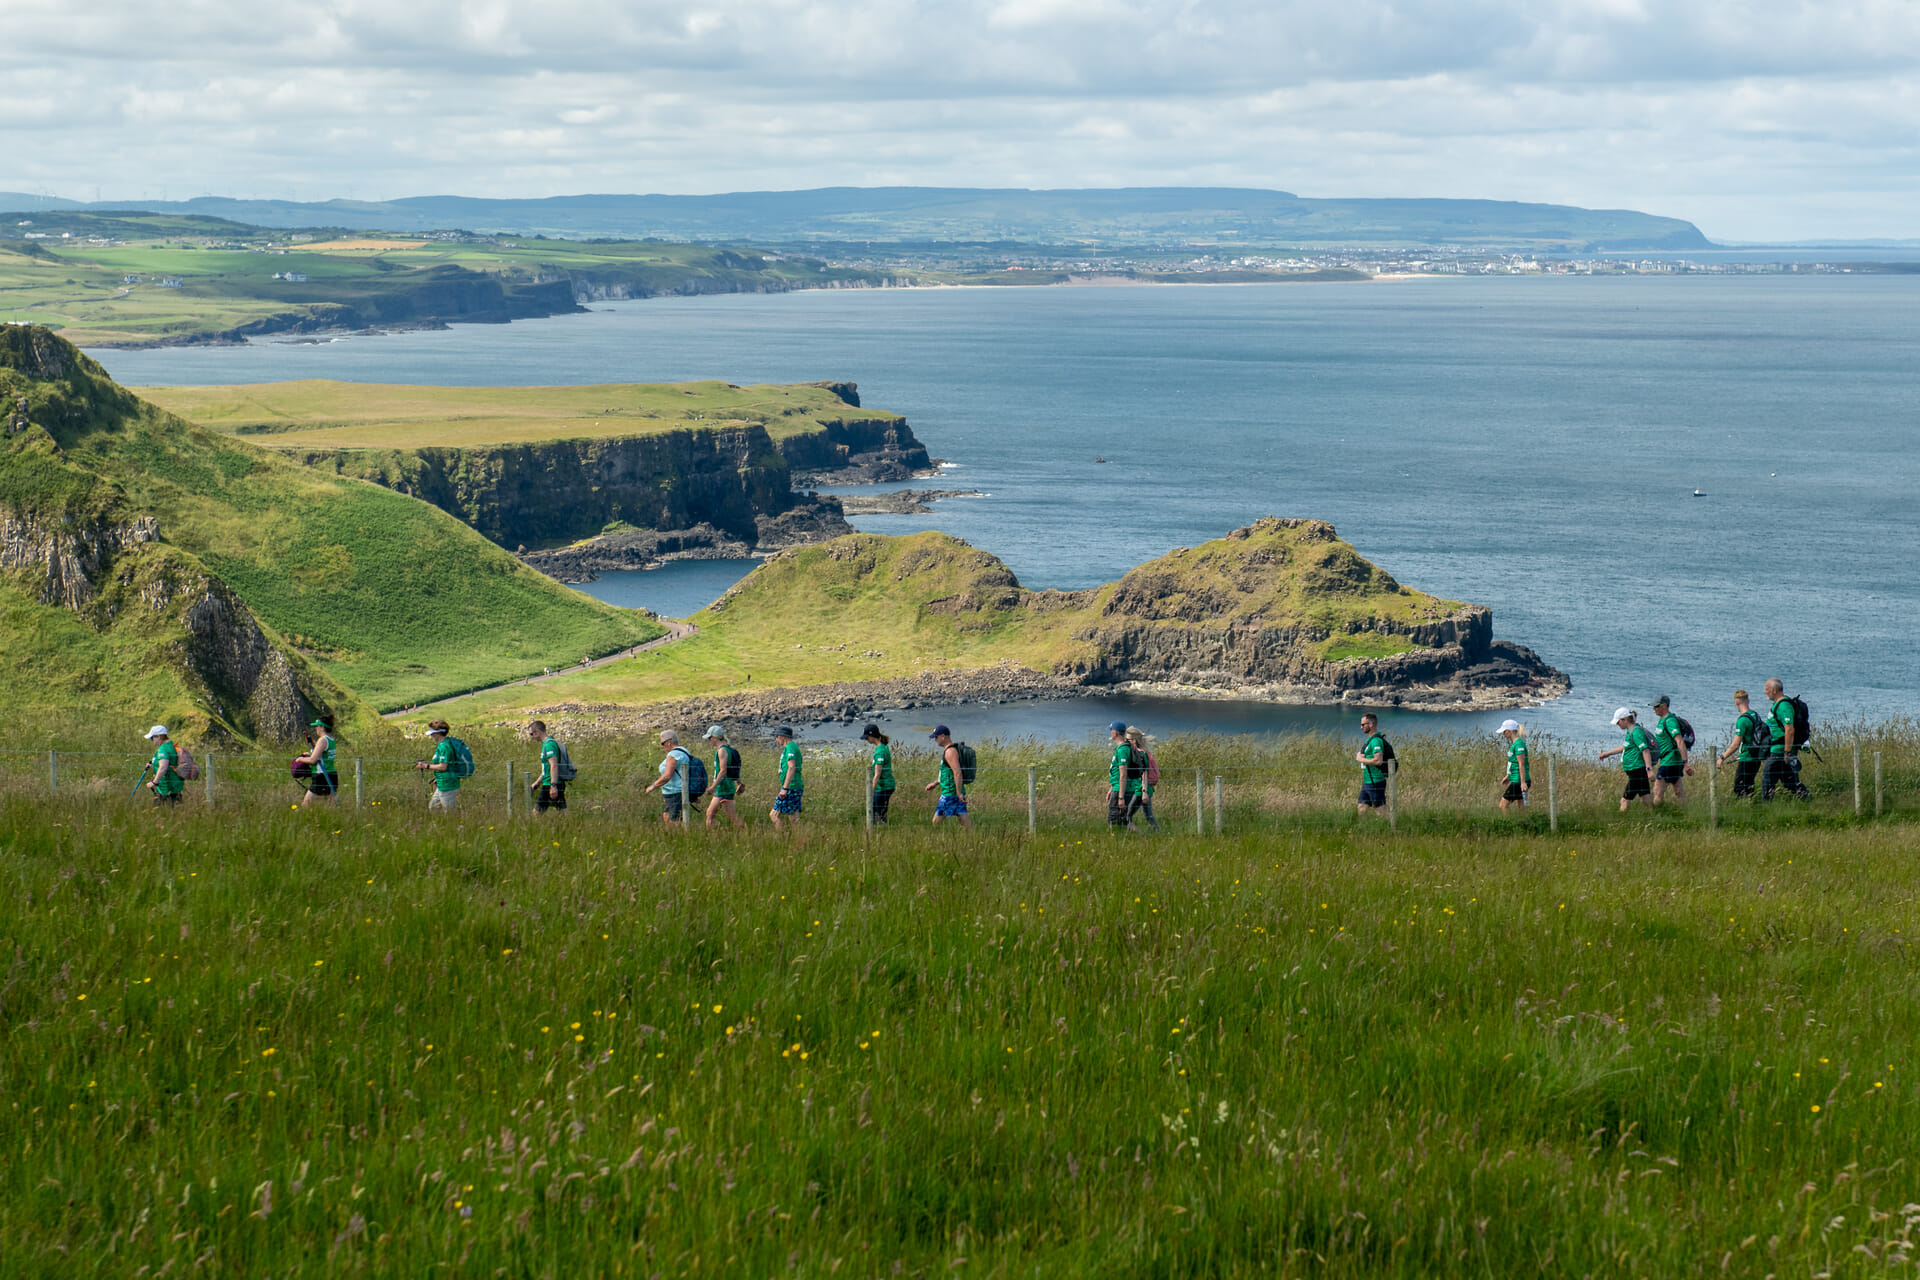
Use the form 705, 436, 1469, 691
1355, 713, 1389, 817
1649, 696, 1692, 805
1718, 689, 1767, 800
530, 720, 567, 816
1760, 677, 1811, 801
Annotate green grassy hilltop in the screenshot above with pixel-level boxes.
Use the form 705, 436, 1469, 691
0, 328, 661, 732
456, 524, 1465, 716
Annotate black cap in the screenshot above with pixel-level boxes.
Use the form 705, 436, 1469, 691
930, 725, 950, 738
861, 723, 881, 738
1653, 695, 1671, 708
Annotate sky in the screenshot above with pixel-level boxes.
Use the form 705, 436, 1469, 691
5, 0, 1919, 241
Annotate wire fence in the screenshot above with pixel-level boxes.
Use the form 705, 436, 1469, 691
4, 737, 1914, 835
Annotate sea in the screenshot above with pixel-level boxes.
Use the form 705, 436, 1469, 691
94, 276, 1920, 750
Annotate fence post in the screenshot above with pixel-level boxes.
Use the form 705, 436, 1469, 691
681, 755, 691, 828
1853, 741, 1862, 817
205, 751, 215, 808
1875, 751, 1884, 817
506, 761, 515, 816
355, 757, 364, 809
49, 749, 57, 796
1213, 776, 1223, 836
1707, 744, 1717, 831
868, 773, 876, 839
1026, 766, 1037, 835
1194, 768, 1203, 836
1386, 767, 1398, 830
1546, 753, 1557, 834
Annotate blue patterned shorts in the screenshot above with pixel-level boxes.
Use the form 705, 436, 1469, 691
773, 788, 804, 815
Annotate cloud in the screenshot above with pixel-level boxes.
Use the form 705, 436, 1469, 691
3, 0, 1920, 238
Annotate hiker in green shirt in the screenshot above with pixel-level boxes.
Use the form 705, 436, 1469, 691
1649, 695, 1692, 805
1716, 689, 1766, 799
413, 718, 461, 812
768, 726, 804, 833
143, 725, 183, 806
862, 724, 896, 824
1760, 677, 1811, 801
1355, 712, 1389, 817
531, 720, 567, 816
1106, 721, 1143, 830
704, 725, 744, 829
294, 714, 338, 807
923, 726, 972, 826
1497, 719, 1529, 814
1597, 708, 1655, 811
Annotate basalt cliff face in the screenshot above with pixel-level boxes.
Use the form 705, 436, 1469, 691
296, 385, 930, 558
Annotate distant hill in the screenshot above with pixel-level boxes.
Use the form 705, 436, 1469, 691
0, 187, 1711, 251
0, 328, 662, 734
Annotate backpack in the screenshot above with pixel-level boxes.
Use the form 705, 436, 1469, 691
1378, 737, 1397, 772
1742, 712, 1772, 752
1142, 749, 1160, 787
1122, 743, 1144, 784
720, 745, 742, 781
1676, 717, 1695, 751
1788, 696, 1813, 748
674, 747, 709, 800
954, 741, 978, 786
550, 740, 578, 783
447, 737, 476, 779
175, 746, 200, 782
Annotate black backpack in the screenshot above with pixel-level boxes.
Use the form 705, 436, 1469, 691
1788, 696, 1813, 747
954, 741, 978, 786
1675, 717, 1695, 751
1378, 737, 1397, 772
1122, 742, 1144, 784
1741, 712, 1771, 753
719, 745, 742, 782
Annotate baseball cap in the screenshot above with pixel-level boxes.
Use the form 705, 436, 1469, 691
773, 725, 795, 738
309, 719, 329, 728
704, 724, 725, 739
1498, 719, 1520, 733
1652, 694, 1671, 707
144, 724, 169, 739
1612, 706, 1635, 724
929, 725, 950, 739
1108, 720, 1128, 734
861, 723, 881, 738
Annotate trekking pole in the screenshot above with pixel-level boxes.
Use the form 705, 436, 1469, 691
1541, 753, 1554, 833
1852, 742, 1861, 817
128, 764, 152, 800
1874, 751, 1884, 817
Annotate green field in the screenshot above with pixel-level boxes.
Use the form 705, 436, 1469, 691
0, 330, 662, 728
137, 379, 896, 451
441, 525, 1445, 721
4, 722, 1918, 1276
0, 214, 897, 347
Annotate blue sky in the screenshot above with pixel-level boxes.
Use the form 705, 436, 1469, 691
5, 0, 1918, 240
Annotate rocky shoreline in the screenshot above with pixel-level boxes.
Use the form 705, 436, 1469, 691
838, 488, 983, 515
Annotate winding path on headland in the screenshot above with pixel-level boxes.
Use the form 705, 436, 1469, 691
380, 621, 698, 720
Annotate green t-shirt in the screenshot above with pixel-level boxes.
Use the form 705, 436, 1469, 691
430, 738, 461, 791
870, 743, 895, 792
1770, 698, 1794, 755
1654, 714, 1685, 767
1109, 742, 1141, 796
938, 750, 961, 798
1361, 734, 1388, 785
778, 741, 803, 790
1732, 709, 1764, 761
713, 747, 737, 798
1620, 724, 1654, 772
1506, 737, 1530, 785
539, 736, 560, 787
150, 741, 183, 797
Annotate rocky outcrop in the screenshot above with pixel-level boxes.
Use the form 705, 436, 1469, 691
0, 510, 159, 610
782, 410, 936, 485
839, 488, 982, 514
519, 522, 756, 582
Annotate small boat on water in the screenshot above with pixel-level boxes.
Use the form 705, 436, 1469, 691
1692, 489, 1707, 497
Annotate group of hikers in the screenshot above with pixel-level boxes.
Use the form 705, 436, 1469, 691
134, 679, 1821, 823
1351, 678, 1817, 816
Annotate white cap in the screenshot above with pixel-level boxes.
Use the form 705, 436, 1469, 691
145, 724, 169, 739
1611, 707, 1635, 724
1498, 719, 1521, 734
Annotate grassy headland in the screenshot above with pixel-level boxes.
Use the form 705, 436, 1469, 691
0, 329, 661, 730
137, 379, 898, 451
1, 753, 1915, 1275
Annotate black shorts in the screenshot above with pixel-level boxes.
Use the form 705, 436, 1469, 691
1502, 782, 1526, 803
152, 790, 182, 806
533, 782, 567, 812
1622, 768, 1651, 799
1358, 782, 1387, 808
663, 792, 683, 821
1657, 764, 1685, 783
308, 771, 337, 797
870, 788, 894, 822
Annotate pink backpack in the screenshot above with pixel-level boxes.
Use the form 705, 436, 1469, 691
1143, 750, 1160, 787
175, 746, 200, 781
